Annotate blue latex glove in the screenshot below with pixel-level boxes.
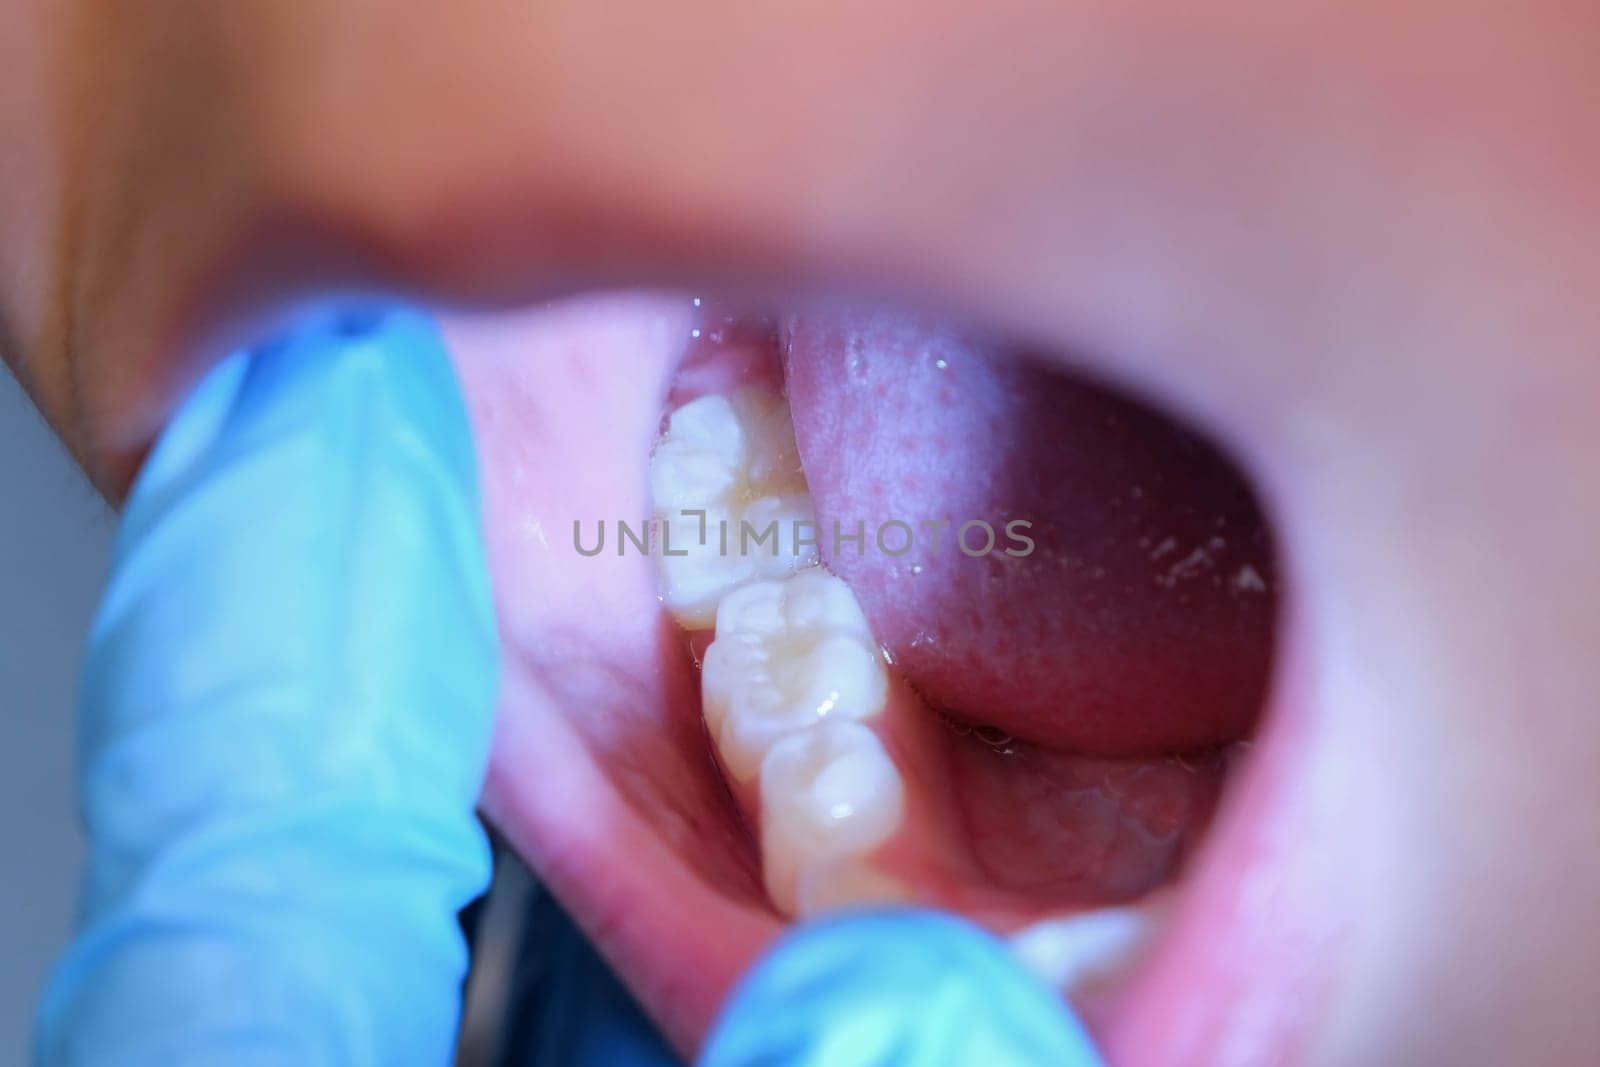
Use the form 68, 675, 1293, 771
700, 910, 1103, 1067
34, 304, 499, 1065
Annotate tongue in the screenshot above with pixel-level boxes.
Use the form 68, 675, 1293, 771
783, 310, 1277, 756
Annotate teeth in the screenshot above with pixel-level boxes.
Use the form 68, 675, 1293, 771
1008, 906, 1159, 1000
758, 720, 905, 917
648, 394, 745, 506
701, 570, 889, 781
650, 390, 817, 628
663, 391, 905, 922
794, 858, 911, 918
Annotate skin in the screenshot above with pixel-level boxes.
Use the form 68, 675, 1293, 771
2, 1, 1597, 1062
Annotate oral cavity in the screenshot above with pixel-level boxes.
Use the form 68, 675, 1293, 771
443, 294, 1275, 1058
647, 364, 1205, 1009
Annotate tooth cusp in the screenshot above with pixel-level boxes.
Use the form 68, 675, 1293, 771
702, 571, 891, 781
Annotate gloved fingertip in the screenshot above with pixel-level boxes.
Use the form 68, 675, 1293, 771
700, 908, 1103, 1067
55, 299, 498, 1064
124, 351, 251, 522
125, 301, 475, 520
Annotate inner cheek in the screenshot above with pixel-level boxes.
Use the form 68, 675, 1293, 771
439, 295, 775, 912
440, 296, 689, 646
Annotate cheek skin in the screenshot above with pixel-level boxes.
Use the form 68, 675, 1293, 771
4, 0, 1586, 485
2, 2, 1597, 1061
0, 0, 66, 409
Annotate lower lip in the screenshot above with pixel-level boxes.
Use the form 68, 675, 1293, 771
1096, 635, 1341, 1066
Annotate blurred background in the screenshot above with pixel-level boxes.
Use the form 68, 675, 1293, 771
0, 366, 113, 1058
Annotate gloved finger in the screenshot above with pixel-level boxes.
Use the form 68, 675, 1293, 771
700, 909, 1102, 1067
36, 304, 498, 1065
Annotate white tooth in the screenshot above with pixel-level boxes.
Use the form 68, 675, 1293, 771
713, 578, 790, 638
650, 390, 815, 628
701, 570, 889, 781
778, 567, 873, 636
663, 394, 747, 462
768, 632, 884, 718
649, 439, 741, 510
1008, 906, 1158, 1000
794, 857, 911, 918
759, 720, 905, 917
649, 398, 745, 512
714, 629, 885, 781
739, 493, 818, 580
731, 389, 804, 485
657, 526, 758, 629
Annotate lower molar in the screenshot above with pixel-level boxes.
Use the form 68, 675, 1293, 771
650, 389, 817, 627
701, 569, 889, 782
758, 720, 906, 917
792, 858, 913, 917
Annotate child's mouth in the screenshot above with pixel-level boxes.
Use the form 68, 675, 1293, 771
441, 290, 1335, 1064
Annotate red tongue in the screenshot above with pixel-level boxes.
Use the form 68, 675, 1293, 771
783, 310, 1277, 756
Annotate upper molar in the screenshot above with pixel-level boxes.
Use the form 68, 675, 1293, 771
702, 570, 889, 781
650, 390, 817, 628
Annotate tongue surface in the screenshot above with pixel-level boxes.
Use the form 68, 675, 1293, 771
783, 311, 1276, 755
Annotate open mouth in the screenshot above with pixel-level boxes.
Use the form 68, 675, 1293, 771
440, 290, 1337, 1064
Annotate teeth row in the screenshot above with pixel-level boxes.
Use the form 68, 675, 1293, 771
652, 387, 903, 918
650, 390, 818, 628
704, 571, 901, 915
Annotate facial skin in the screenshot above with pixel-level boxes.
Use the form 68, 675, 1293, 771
3, 2, 1597, 1063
